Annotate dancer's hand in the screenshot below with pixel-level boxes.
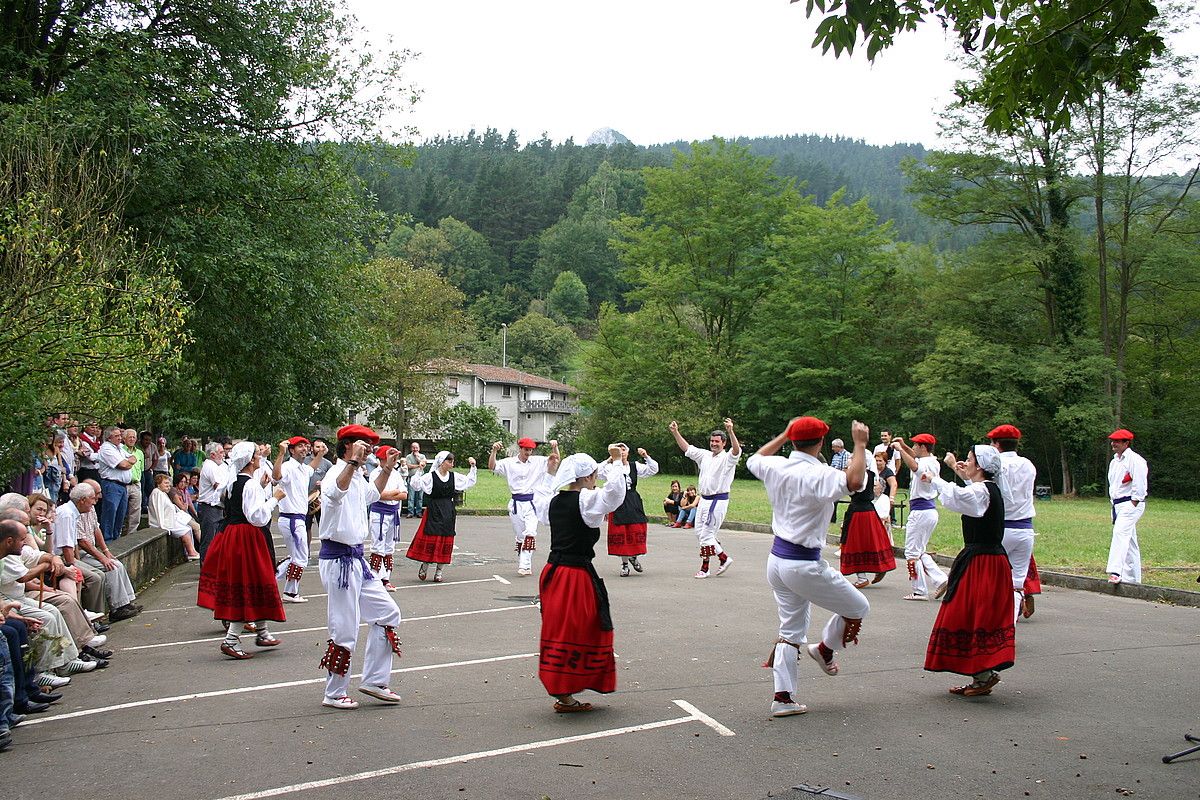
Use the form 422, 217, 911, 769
943, 452, 958, 470
724, 417, 735, 433
637, 447, 648, 458
273, 487, 286, 501
467, 456, 476, 467
850, 420, 869, 447
491, 441, 502, 452
668, 420, 678, 433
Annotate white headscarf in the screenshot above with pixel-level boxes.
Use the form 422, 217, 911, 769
432, 451, 452, 471
972, 445, 1006, 496
552, 453, 598, 493
229, 441, 257, 474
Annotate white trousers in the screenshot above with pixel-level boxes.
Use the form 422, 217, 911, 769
79, 553, 136, 610
509, 500, 538, 571
370, 508, 400, 582
1001, 525, 1035, 623
319, 558, 402, 700
1106, 502, 1144, 583
275, 514, 310, 595
766, 555, 870, 698
694, 497, 729, 554
903, 509, 946, 595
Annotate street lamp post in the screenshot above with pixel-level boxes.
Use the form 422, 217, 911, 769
501, 323, 507, 368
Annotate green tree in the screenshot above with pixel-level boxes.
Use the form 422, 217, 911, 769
503, 312, 579, 378
433, 403, 510, 464
545, 271, 589, 323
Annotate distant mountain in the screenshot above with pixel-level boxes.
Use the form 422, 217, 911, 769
586, 127, 632, 146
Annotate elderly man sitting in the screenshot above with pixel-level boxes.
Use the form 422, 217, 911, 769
54, 484, 141, 622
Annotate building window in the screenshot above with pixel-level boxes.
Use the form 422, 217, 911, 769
502, 419, 511, 432
522, 388, 528, 400
348, 410, 358, 424
526, 414, 532, 420
502, 385, 511, 398
447, 377, 459, 395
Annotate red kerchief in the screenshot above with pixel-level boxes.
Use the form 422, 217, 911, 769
336, 424, 380, 445
786, 416, 830, 441
911, 433, 937, 446
286, 436, 310, 447
1109, 428, 1135, 441
517, 437, 537, 449
986, 424, 1021, 441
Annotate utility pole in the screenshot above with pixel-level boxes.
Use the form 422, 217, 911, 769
501, 323, 507, 368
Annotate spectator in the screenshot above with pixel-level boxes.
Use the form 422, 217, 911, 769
873, 452, 898, 538
64, 422, 81, 475
304, 438, 333, 538
53, 483, 140, 622
187, 469, 200, 505
663, 480, 683, 525
148, 474, 201, 560
830, 438, 850, 471
197, 442, 229, 564
76, 421, 103, 484
29, 450, 46, 498
22, 492, 104, 616
123, 429, 146, 532
171, 472, 198, 519
405, 442, 428, 518
153, 435, 171, 475
173, 438, 199, 477
673, 486, 700, 528
96, 426, 134, 542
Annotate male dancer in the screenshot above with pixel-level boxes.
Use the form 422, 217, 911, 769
1106, 428, 1148, 585
988, 424, 1037, 622
490, 437, 559, 576
273, 436, 314, 603
892, 433, 948, 600
318, 425, 404, 709
369, 445, 408, 591
669, 418, 740, 578
749, 416, 871, 717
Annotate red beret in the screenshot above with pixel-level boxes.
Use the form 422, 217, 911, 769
375, 445, 396, 461
336, 424, 380, 445
786, 416, 830, 441
911, 433, 937, 446
986, 424, 1021, 441
286, 436, 310, 447
1109, 429, 1134, 441
517, 437, 537, 449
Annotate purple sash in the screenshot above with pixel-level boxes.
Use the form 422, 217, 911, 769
369, 501, 401, 525
1111, 495, 1133, 522
770, 536, 821, 561
909, 497, 936, 512
510, 493, 534, 514
318, 540, 373, 589
701, 491, 730, 517
280, 512, 307, 553
1005, 518, 1034, 529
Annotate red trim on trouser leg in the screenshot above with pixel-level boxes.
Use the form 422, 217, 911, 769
383, 625, 402, 657
285, 562, 303, 582
369, 553, 383, 573
700, 545, 716, 558
842, 617, 862, 647
384, 554, 393, 572
906, 559, 918, 581
319, 640, 352, 675
522, 535, 536, 552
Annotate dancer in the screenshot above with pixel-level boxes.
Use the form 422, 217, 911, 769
599, 444, 658, 577
669, 417, 740, 579
490, 437, 559, 576
197, 442, 286, 659
317, 425, 404, 710
405, 452, 477, 582
533, 448, 626, 713
987, 424, 1036, 624
839, 454, 896, 588
748, 417, 872, 718
273, 436, 314, 603
1022, 557, 1041, 618
924, 445, 1015, 696
892, 434, 948, 601
369, 445, 408, 591
1106, 428, 1148, 585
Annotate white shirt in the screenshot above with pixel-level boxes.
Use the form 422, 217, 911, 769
369, 466, 408, 507
908, 455, 941, 501
1108, 448, 1149, 502
932, 476, 993, 517
685, 445, 741, 497
76, 508, 100, 546
78, 436, 100, 470
97, 441, 132, 483
409, 466, 478, 494
52, 500, 81, 555
747, 451, 848, 549
60, 434, 76, 472
998, 450, 1036, 521
533, 471, 628, 527
240, 476, 279, 528
873, 443, 901, 477
597, 455, 659, 484
199, 458, 227, 506
277, 459, 314, 515
494, 454, 549, 495
149, 487, 192, 534
319, 460, 381, 546
0, 554, 29, 600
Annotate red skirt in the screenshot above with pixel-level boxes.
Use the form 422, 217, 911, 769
607, 516, 647, 557
538, 564, 616, 696
197, 522, 285, 623
1024, 555, 1042, 596
925, 553, 1015, 676
406, 512, 455, 564
839, 510, 897, 575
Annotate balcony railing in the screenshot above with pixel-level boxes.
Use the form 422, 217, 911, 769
519, 399, 578, 414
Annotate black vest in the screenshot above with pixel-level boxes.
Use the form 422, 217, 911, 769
610, 463, 647, 526
225, 475, 251, 526
548, 490, 600, 566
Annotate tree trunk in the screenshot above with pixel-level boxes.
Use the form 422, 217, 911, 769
1059, 442, 1075, 496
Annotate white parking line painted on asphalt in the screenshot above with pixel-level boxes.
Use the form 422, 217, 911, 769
22, 652, 538, 728
144, 577, 508, 613
492, 574, 511, 585
209, 710, 727, 800
672, 699, 737, 736
122, 604, 537, 651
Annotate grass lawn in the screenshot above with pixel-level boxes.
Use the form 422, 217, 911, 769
460, 470, 1200, 591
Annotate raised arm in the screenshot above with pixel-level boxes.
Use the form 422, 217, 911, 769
488, 441, 502, 472
273, 440, 289, 481
668, 420, 689, 453
844, 420, 869, 493
891, 437, 919, 471
373, 449, 402, 496
724, 418, 741, 457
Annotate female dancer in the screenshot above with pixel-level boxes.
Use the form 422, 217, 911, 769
600, 444, 658, 576
839, 458, 896, 588
405, 451, 477, 582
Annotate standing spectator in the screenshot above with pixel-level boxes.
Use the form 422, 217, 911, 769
872, 430, 901, 479
173, 438, 199, 478
43, 435, 73, 503
404, 442, 427, 518
197, 442, 230, 565
872, 453, 898, 537
121, 429, 144, 535
76, 422, 103, 484
1106, 428, 1149, 585
154, 436, 171, 475
829, 439, 850, 471
137, 430, 158, 515
96, 426, 134, 542
305, 438, 334, 544
64, 421, 81, 475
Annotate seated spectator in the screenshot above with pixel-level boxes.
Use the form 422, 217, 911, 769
187, 469, 200, 504
672, 486, 700, 528
1, 604, 68, 721
54, 483, 141, 622
148, 474, 200, 560
663, 480, 683, 525
172, 472, 198, 519
173, 437, 199, 478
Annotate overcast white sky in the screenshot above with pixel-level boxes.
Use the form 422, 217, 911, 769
347, 0, 973, 148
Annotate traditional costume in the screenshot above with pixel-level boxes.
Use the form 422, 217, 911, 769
1022, 556, 1041, 617
599, 450, 658, 576
275, 437, 314, 602
532, 453, 626, 712
684, 441, 739, 578
839, 467, 896, 587
494, 437, 550, 576
1106, 429, 1148, 584
368, 445, 408, 590
903, 434, 947, 600
989, 425, 1037, 624
749, 417, 871, 718
924, 445, 1015, 696
197, 442, 285, 659
404, 452, 476, 582
317, 425, 403, 710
